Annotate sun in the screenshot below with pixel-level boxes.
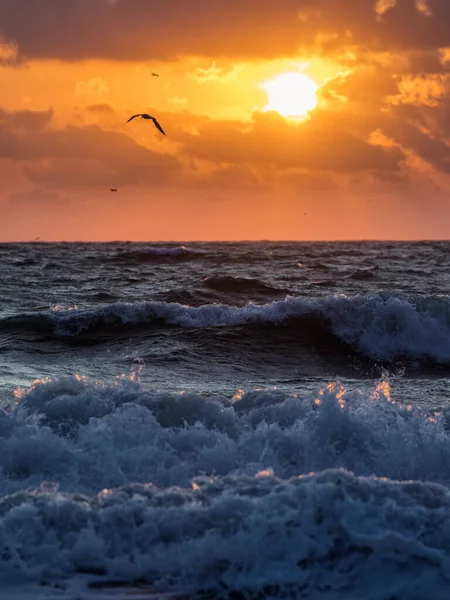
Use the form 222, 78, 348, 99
261, 72, 318, 118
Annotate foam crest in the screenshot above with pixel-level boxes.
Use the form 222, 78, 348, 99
1, 375, 449, 496
110, 245, 207, 262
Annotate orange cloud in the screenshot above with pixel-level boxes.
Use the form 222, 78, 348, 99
2, 0, 450, 239
75, 77, 109, 97
0, 36, 19, 65
389, 74, 450, 107
176, 109, 404, 174
375, 0, 396, 16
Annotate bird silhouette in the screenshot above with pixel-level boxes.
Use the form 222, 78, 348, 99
151, 73, 159, 77
126, 113, 166, 135
109, 188, 118, 192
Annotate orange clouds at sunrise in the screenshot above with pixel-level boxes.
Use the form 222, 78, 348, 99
1, 0, 450, 240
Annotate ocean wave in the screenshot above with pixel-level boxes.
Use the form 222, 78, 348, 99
4, 292, 450, 364
4, 375, 450, 492
1, 376, 450, 596
103, 245, 208, 263
203, 275, 283, 295
348, 268, 377, 281
2, 471, 450, 598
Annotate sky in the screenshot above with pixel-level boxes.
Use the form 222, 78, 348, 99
1, 0, 450, 240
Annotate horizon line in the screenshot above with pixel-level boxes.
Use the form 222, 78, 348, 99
4, 239, 450, 244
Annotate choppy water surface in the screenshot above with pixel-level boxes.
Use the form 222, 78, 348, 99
1, 241, 450, 599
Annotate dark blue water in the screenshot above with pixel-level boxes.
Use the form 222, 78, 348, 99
2, 241, 450, 599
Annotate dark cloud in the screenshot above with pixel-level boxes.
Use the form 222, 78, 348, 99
0, 108, 53, 131
86, 103, 115, 113
400, 101, 450, 139
319, 66, 399, 111
176, 110, 405, 173
1, 0, 450, 63
381, 105, 450, 173
3, 98, 450, 195
0, 0, 316, 61
403, 50, 448, 74
0, 119, 182, 187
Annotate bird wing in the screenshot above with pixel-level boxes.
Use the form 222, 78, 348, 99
126, 114, 142, 123
151, 117, 166, 135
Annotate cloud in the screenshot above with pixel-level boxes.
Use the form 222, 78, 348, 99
0, 0, 313, 61
176, 109, 404, 174
2, 1, 450, 239
0, 116, 182, 188
379, 103, 450, 173
318, 66, 398, 111
0, 107, 53, 131
2, 0, 450, 63
86, 103, 115, 113
375, 0, 397, 16
388, 74, 450, 107
415, 0, 433, 17
0, 101, 412, 197
0, 36, 19, 66
3, 86, 450, 200
75, 76, 109, 96
187, 61, 238, 83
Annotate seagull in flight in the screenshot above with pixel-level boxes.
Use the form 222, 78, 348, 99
151, 73, 159, 77
109, 188, 118, 192
126, 113, 166, 135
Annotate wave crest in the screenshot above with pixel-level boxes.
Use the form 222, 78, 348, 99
4, 292, 450, 364
105, 245, 207, 263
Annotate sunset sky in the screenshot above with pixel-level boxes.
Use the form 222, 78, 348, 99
1, 0, 450, 240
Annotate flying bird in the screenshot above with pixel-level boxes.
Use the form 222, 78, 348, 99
126, 113, 166, 135
151, 73, 159, 77
109, 188, 118, 192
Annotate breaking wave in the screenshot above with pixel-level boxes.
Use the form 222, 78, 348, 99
0, 376, 450, 597
3, 292, 450, 364
104, 245, 208, 263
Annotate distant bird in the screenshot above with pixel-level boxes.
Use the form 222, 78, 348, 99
151, 73, 159, 77
126, 113, 166, 135
110, 188, 118, 192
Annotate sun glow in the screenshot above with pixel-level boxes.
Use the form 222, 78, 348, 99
261, 72, 318, 118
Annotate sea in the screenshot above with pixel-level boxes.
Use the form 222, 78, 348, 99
1, 240, 450, 599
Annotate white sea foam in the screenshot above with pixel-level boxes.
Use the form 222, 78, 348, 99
3, 469, 450, 599
0, 376, 450, 597
5, 375, 448, 494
